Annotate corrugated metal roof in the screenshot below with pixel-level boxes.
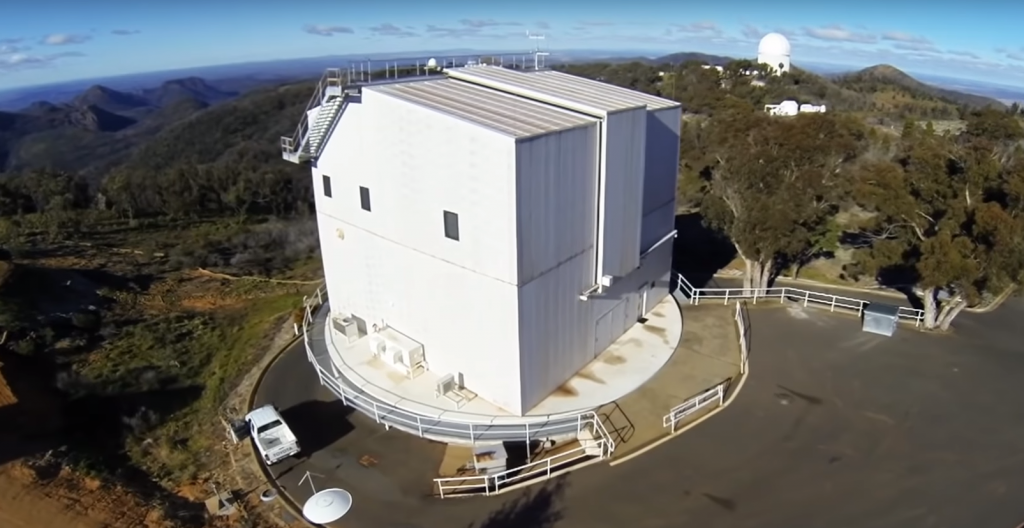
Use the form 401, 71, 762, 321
366, 78, 599, 138
447, 66, 680, 114
527, 70, 680, 110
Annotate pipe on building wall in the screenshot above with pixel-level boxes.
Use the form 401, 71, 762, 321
594, 120, 608, 290
640, 230, 677, 261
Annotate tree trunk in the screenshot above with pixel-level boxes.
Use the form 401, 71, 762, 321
921, 288, 967, 331
921, 287, 939, 330
936, 293, 967, 332
741, 255, 773, 293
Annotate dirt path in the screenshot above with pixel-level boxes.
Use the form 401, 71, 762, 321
0, 465, 105, 528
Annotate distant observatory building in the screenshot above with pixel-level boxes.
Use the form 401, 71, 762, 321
757, 32, 791, 75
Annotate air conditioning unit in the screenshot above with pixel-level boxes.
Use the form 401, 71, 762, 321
600, 274, 615, 288
369, 328, 427, 379
332, 315, 361, 344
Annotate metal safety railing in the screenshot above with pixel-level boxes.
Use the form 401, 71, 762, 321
674, 273, 926, 326
299, 287, 617, 450
280, 53, 554, 163
433, 439, 609, 498
662, 383, 727, 433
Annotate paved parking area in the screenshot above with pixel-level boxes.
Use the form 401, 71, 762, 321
608, 302, 740, 458
255, 298, 1024, 528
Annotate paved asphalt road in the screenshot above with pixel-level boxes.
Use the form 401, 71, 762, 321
255, 293, 1024, 528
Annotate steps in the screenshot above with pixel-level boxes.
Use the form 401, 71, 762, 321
307, 96, 345, 159
280, 68, 346, 164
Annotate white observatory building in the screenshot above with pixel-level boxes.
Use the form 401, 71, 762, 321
282, 60, 683, 445
757, 32, 791, 75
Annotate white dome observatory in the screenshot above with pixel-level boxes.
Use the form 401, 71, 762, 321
757, 32, 791, 75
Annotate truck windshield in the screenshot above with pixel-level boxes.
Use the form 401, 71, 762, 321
256, 419, 283, 435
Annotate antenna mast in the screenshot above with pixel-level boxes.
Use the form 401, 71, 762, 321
527, 32, 549, 70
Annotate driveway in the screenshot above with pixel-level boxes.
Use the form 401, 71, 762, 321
254, 299, 1024, 528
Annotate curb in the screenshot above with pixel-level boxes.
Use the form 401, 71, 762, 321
608, 368, 748, 467
246, 331, 318, 528
714, 273, 1016, 314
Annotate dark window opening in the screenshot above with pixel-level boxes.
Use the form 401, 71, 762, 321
443, 210, 460, 241
359, 186, 371, 211
322, 175, 332, 198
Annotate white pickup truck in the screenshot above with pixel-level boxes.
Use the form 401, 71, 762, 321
246, 404, 301, 465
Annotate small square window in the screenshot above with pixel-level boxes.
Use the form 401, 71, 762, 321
322, 175, 332, 198
443, 210, 459, 241
359, 186, 371, 212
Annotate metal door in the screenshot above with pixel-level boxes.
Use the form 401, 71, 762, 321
594, 298, 628, 358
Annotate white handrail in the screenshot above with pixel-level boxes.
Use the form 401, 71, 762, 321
433, 440, 605, 498
675, 273, 926, 327
662, 384, 726, 433
299, 286, 616, 447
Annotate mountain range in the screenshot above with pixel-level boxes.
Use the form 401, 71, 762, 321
0, 56, 1015, 178
0, 78, 237, 174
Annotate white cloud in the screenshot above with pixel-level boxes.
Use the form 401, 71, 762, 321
367, 23, 417, 38
302, 24, 355, 37
0, 50, 84, 71
424, 24, 481, 39
111, 29, 141, 36
420, 19, 533, 40
947, 50, 981, 60
880, 31, 931, 44
673, 21, 722, 37
40, 33, 92, 45
0, 44, 28, 54
458, 19, 521, 29
0, 37, 23, 45
740, 24, 799, 42
802, 25, 876, 44
892, 42, 939, 53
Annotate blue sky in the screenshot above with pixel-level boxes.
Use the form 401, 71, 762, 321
2, 0, 1024, 89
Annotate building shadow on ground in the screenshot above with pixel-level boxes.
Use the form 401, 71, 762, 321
468, 476, 568, 528
673, 213, 736, 289
279, 399, 355, 456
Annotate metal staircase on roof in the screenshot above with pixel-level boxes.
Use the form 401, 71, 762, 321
280, 69, 354, 164
280, 56, 552, 164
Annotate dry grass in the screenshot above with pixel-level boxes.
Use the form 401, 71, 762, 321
0, 214, 322, 528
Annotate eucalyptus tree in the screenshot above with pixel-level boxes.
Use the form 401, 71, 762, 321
852, 117, 1024, 330
700, 105, 865, 290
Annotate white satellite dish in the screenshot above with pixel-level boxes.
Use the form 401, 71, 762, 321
302, 488, 353, 524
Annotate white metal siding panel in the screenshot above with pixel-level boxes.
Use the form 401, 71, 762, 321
516, 250, 595, 413
317, 213, 525, 414
514, 125, 599, 285
640, 107, 681, 252
642, 107, 682, 217
366, 79, 599, 138
587, 238, 674, 356
640, 201, 676, 253
318, 90, 519, 286
600, 108, 646, 278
